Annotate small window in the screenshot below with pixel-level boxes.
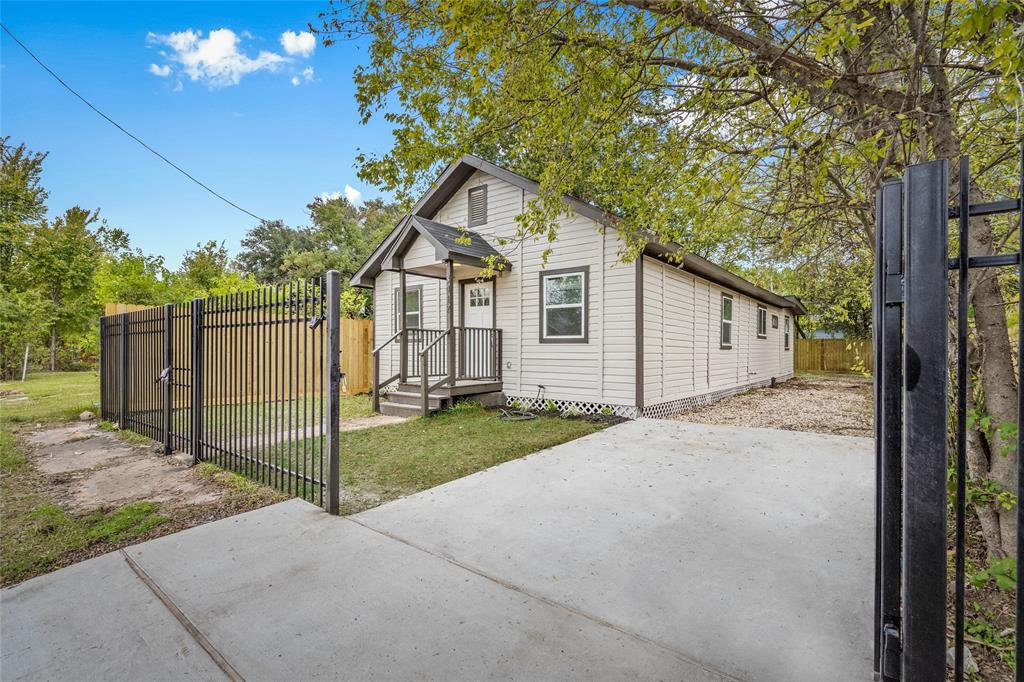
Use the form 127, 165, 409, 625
772, 314, 779, 329
784, 316, 791, 350
468, 185, 487, 227
720, 294, 733, 349
540, 269, 587, 342
393, 286, 422, 331
468, 287, 490, 308
757, 306, 768, 339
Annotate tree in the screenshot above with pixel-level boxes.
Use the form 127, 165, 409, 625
173, 240, 258, 301
24, 207, 103, 371
0, 137, 48, 288
317, 0, 1022, 555
235, 220, 316, 283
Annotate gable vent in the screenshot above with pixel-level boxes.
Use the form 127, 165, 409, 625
468, 185, 488, 227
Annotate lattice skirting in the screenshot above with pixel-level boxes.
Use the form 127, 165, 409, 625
504, 395, 640, 419
641, 373, 795, 419
504, 373, 794, 422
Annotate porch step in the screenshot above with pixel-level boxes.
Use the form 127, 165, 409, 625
384, 391, 447, 409
379, 401, 443, 417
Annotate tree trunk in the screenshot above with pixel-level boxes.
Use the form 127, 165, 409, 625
49, 323, 56, 372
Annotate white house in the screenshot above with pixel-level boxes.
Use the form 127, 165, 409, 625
351, 155, 805, 418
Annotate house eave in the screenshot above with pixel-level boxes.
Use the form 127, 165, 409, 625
643, 243, 804, 314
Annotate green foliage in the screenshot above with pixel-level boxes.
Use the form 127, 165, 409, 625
970, 557, 1017, 592
544, 399, 557, 413
317, 0, 1020, 332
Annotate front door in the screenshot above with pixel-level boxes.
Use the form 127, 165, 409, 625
462, 281, 494, 378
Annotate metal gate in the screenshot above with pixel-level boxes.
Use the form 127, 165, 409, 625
873, 148, 1022, 680
100, 271, 342, 514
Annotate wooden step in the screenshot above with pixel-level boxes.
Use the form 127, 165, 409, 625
383, 391, 447, 409
379, 401, 439, 417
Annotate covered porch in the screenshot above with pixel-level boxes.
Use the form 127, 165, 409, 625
371, 215, 508, 417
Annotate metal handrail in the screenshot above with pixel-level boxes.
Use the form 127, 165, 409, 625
419, 329, 451, 417
372, 330, 403, 355
372, 330, 405, 413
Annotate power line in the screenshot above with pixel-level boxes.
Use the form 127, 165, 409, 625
1, 23, 268, 223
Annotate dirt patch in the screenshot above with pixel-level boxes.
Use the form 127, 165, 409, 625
24, 425, 227, 511
675, 374, 873, 438
342, 414, 406, 431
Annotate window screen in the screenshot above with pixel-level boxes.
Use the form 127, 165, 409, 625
542, 272, 585, 339
721, 294, 733, 348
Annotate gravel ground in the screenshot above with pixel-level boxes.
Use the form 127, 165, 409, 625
675, 374, 873, 438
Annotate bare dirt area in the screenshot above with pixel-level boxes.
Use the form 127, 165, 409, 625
675, 374, 873, 437
26, 423, 230, 511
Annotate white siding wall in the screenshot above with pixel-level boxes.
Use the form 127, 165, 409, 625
642, 256, 794, 404
376, 168, 637, 408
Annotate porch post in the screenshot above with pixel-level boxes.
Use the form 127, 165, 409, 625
446, 259, 454, 385
399, 267, 407, 383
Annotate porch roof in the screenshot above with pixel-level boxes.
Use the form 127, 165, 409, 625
380, 215, 511, 275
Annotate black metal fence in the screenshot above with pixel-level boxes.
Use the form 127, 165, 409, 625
873, 147, 1022, 680
100, 272, 342, 514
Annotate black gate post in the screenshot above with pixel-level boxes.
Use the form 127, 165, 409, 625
874, 178, 904, 681
900, 159, 949, 679
325, 270, 341, 515
99, 316, 107, 421
119, 313, 129, 428
190, 298, 205, 465
162, 303, 173, 455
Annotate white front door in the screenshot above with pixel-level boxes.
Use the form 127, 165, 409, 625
464, 281, 493, 327
462, 281, 494, 378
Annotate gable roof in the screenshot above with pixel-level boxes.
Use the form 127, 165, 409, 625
381, 215, 509, 271
350, 155, 805, 314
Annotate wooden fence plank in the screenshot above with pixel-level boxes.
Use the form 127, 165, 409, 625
795, 338, 873, 373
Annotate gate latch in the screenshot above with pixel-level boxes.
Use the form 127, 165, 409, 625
155, 366, 172, 384
308, 314, 325, 329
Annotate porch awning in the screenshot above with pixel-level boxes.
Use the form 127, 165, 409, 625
380, 215, 511, 275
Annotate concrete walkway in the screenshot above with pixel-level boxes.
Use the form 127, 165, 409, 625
1, 419, 874, 682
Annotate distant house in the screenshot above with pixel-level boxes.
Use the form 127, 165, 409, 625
351, 155, 805, 418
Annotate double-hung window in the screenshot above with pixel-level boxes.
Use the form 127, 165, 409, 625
721, 294, 734, 349
540, 268, 587, 342
757, 305, 768, 339
393, 286, 422, 331
784, 316, 791, 350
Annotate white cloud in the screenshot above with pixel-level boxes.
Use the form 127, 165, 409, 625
280, 30, 315, 57
344, 185, 362, 204
147, 28, 285, 88
148, 63, 171, 77
316, 186, 362, 204
292, 66, 315, 86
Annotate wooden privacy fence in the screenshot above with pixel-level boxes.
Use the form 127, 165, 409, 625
795, 338, 873, 373
104, 302, 374, 394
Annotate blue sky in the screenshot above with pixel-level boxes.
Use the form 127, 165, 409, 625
2, 1, 394, 268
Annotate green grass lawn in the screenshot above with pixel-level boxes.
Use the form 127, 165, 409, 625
335, 402, 610, 514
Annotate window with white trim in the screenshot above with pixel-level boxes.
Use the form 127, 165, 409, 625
721, 294, 733, 349
784, 316, 791, 350
542, 271, 586, 341
757, 305, 768, 339
393, 286, 422, 331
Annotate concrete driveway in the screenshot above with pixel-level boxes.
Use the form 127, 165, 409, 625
2, 419, 874, 682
